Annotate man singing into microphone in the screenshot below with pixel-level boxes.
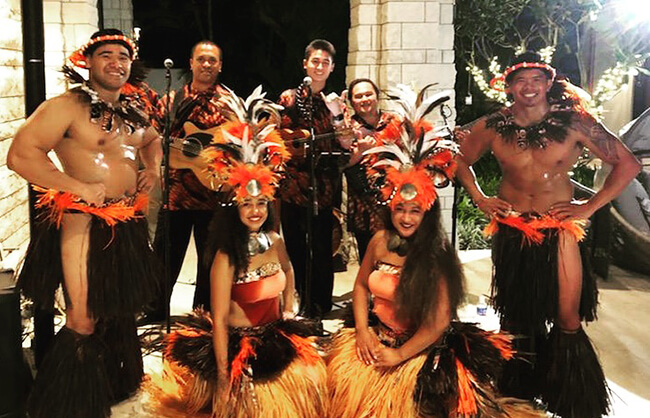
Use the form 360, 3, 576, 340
277, 39, 351, 318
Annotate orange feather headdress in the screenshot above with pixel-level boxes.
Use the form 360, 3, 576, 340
489, 51, 557, 92
364, 84, 458, 211
68, 33, 138, 69
201, 85, 290, 205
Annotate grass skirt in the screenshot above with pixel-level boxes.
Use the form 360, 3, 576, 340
490, 220, 598, 334
27, 317, 143, 418
538, 326, 610, 418
150, 310, 328, 417
327, 323, 545, 418
18, 213, 160, 318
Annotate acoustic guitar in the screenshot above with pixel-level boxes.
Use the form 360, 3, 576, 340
169, 123, 353, 190
169, 121, 221, 190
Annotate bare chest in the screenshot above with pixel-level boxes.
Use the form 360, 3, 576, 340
492, 133, 582, 174
58, 117, 145, 160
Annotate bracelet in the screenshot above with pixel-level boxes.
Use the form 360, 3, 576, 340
473, 196, 486, 207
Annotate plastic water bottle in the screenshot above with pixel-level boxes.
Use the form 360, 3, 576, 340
476, 295, 488, 316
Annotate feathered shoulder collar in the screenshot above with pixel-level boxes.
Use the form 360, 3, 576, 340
485, 104, 574, 149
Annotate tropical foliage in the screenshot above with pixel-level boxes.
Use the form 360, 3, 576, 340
454, 0, 650, 249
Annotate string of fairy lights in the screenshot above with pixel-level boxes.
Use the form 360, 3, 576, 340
466, 46, 637, 118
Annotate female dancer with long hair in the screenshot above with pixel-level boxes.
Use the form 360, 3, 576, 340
153, 87, 327, 417
327, 85, 544, 417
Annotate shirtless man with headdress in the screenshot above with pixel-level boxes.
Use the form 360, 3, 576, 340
456, 51, 641, 418
8, 29, 161, 417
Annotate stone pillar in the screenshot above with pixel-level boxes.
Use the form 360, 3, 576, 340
0, 0, 100, 250
0, 0, 29, 250
45, 0, 99, 96
102, 0, 133, 35
347, 0, 457, 240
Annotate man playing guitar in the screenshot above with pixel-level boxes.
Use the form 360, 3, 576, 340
142, 40, 231, 323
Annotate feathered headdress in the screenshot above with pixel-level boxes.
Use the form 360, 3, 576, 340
62, 29, 147, 87
202, 85, 291, 204
68, 33, 138, 69
363, 84, 458, 211
489, 51, 557, 92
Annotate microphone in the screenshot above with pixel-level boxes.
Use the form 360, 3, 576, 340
163, 58, 174, 69
302, 76, 312, 87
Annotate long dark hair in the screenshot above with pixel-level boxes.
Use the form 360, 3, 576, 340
204, 203, 275, 278
390, 200, 465, 329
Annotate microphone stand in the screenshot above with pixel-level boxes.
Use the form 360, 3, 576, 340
304, 83, 316, 318
162, 65, 173, 333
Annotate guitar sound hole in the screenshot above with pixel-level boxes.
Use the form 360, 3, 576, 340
182, 137, 203, 158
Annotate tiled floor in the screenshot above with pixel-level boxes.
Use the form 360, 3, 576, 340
108, 245, 650, 417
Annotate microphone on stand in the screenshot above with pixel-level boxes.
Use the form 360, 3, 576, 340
302, 72, 317, 318
162, 57, 174, 333
301, 75, 318, 215
299, 76, 313, 106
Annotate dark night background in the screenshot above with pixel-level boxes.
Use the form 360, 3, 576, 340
133, 0, 350, 100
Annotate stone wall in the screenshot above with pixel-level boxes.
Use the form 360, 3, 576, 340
102, 0, 133, 35
347, 0, 458, 238
0, 0, 27, 249
0, 0, 99, 251
44, 0, 99, 97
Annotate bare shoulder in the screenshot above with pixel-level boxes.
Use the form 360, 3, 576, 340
570, 112, 622, 162
214, 250, 233, 269
570, 111, 601, 136
457, 115, 495, 161
14, 92, 83, 146
368, 230, 388, 254
32, 91, 84, 121
370, 229, 387, 244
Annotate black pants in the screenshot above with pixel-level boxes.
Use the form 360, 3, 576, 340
281, 201, 334, 317
152, 210, 213, 313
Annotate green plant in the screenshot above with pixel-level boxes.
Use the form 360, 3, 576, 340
454, 0, 650, 124
457, 154, 502, 250
457, 193, 491, 250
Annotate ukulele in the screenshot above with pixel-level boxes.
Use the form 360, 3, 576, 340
169, 121, 221, 190
280, 127, 354, 158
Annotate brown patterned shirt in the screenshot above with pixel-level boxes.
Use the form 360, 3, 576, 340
277, 88, 346, 208
160, 83, 230, 211
346, 111, 398, 233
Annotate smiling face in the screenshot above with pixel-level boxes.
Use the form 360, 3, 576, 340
350, 81, 379, 119
190, 43, 222, 88
391, 202, 425, 238
238, 196, 269, 232
303, 49, 334, 85
506, 68, 553, 107
87, 43, 132, 92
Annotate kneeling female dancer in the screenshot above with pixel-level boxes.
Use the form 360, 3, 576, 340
327, 85, 545, 417
154, 87, 327, 417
